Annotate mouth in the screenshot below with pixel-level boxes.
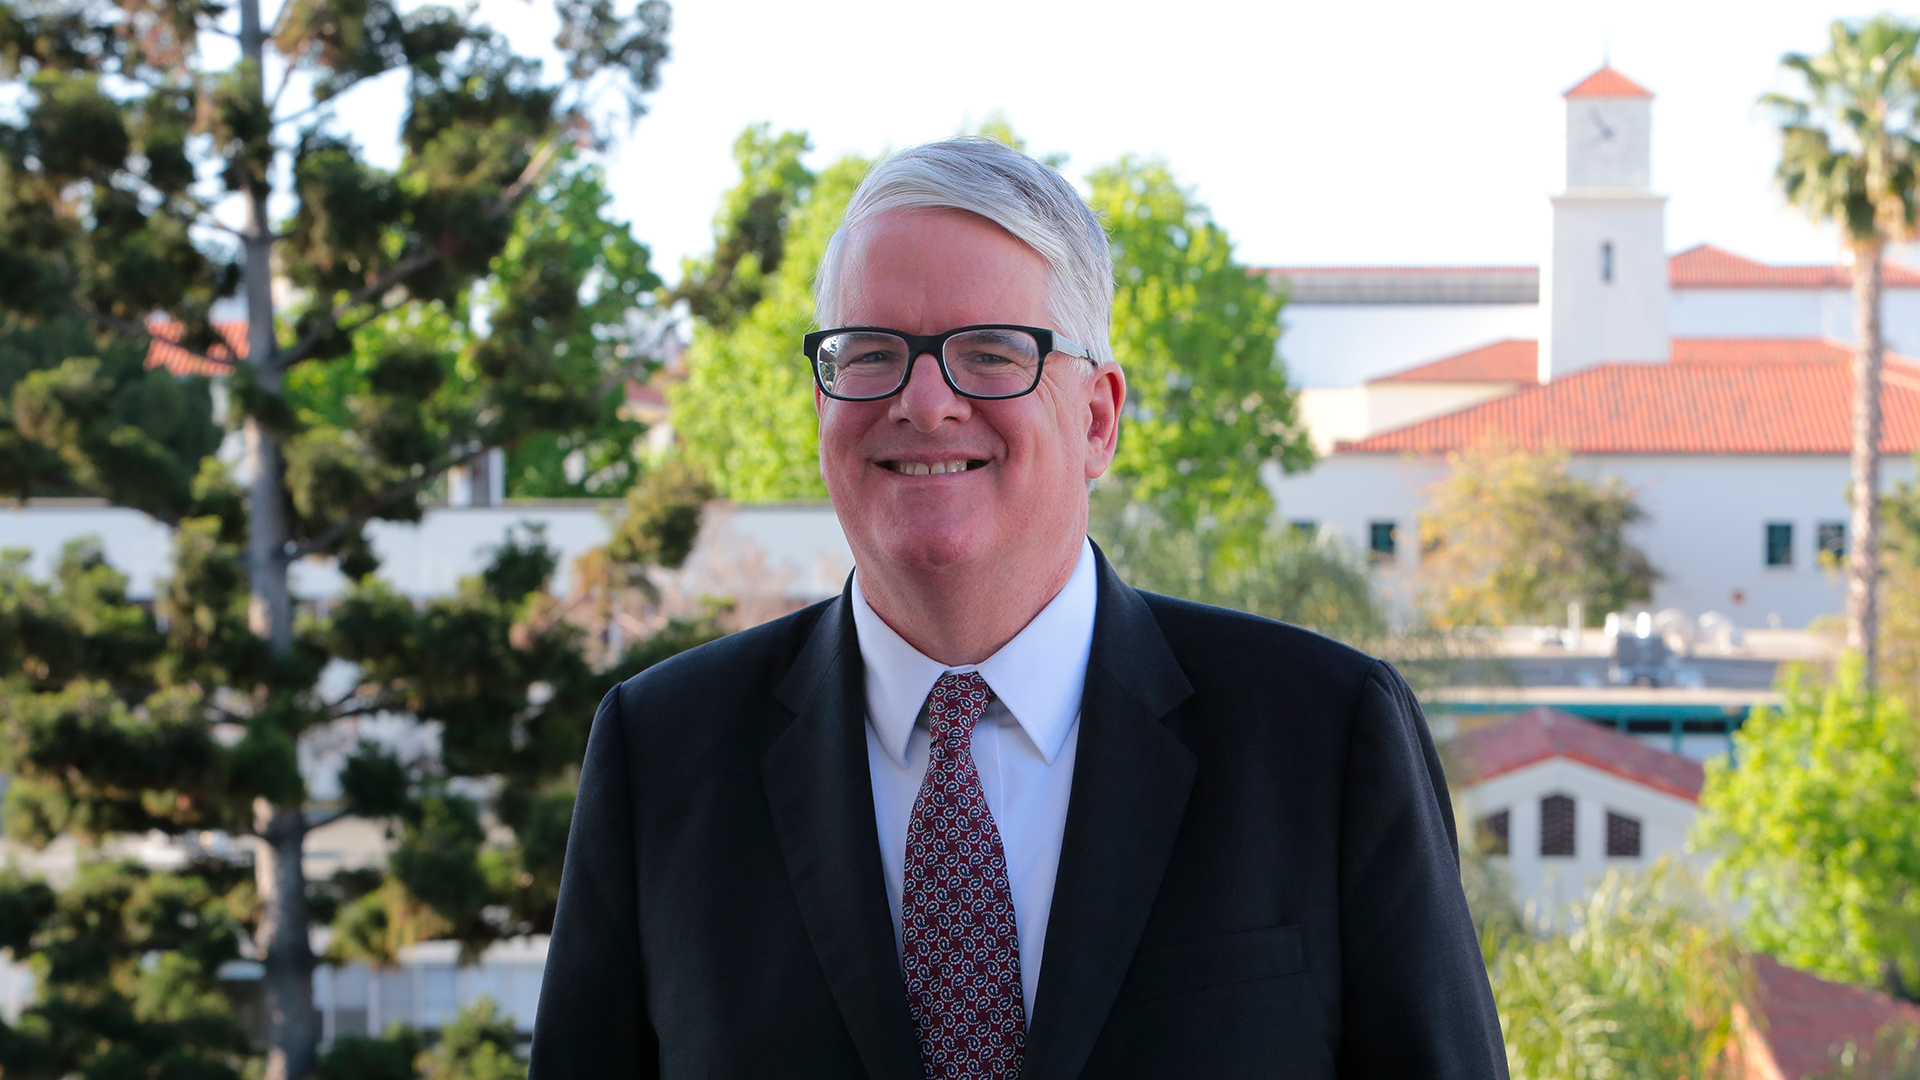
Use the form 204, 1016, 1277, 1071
879, 459, 989, 476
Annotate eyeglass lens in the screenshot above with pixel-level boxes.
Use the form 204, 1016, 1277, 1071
815, 329, 1043, 399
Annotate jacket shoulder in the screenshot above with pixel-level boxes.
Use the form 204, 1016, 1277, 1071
609, 596, 833, 715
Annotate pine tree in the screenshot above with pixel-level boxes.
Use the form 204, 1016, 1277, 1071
0, 1, 687, 1076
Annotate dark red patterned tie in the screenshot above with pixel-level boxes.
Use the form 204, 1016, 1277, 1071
902, 672, 1026, 1080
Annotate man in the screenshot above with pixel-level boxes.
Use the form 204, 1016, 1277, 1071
531, 138, 1506, 1079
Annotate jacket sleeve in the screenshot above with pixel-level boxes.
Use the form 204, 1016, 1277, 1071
529, 684, 657, 1078
1337, 660, 1508, 1080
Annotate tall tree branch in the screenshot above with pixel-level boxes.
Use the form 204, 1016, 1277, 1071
274, 248, 442, 370
286, 442, 492, 560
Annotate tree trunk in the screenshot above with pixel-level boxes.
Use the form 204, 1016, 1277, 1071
1848, 240, 1885, 689
235, 0, 313, 1076
255, 802, 318, 1080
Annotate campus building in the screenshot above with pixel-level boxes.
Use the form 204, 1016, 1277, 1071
1269, 66, 1920, 631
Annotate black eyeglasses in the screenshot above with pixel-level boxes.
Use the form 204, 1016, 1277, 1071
802, 324, 1094, 402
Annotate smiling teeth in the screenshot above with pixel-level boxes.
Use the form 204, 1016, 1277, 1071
893, 460, 973, 475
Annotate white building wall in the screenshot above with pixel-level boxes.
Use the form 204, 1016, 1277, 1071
1458, 757, 1701, 920
1268, 452, 1917, 629
1543, 195, 1670, 379
1278, 303, 1540, 388
0, 501, 852, 604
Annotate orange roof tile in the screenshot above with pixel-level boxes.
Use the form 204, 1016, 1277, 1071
1670, 243, 1920, 288
1338, 338, 1920, 456
1452, 707, 1704, 802
145, 319, 242, 377
1564, 66, 1654, 99
1369, 340, 1539, 384
1741, 957, 1920, 1080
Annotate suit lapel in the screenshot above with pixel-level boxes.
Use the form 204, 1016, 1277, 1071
1023, 548, 1198, 1080
761, 589, 923, 1080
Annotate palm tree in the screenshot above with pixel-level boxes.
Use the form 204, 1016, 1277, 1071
1766, 17, 1920, 689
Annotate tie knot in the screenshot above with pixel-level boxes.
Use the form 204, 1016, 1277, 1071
927, 671, 992, 750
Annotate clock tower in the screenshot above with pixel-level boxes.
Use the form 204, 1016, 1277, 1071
1540, 66, 1669, 382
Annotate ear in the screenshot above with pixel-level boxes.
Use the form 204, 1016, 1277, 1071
1083, 362, 1125, 480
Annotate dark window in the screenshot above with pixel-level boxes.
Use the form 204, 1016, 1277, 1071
1369, 521, 1397, 563
1606, 811, 1642, 858
1540, 794, 1576, 857
1601, 241, 1615, 283
1290, 520, 1318, 539
1478, 810, 1510, 856
1818, 521, 1847, 562
1766, 522, 1793, 567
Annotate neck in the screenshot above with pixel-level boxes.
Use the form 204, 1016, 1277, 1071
858, 532, 1084, 666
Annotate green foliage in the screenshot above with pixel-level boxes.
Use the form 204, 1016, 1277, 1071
1876, 469, 1920, 716
1418, 442, 1657, 628
1764, 16, 1920, 246
1488, 864, 1748, 1080
1088, 156, 1311, 544
670, 131, 867, 501
419, 997, 526, 1080
1695, 656, 1920, 996
315, 1025, 426, 1080
1089, 479, 1381, 644
0, 861, 253, 1079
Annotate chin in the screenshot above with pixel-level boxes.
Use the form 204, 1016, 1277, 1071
869, 519, 994, 573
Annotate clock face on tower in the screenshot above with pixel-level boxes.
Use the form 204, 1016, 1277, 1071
1588, 108, 1617, 149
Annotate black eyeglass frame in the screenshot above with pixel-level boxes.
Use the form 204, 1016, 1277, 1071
802, 324, 1095, 402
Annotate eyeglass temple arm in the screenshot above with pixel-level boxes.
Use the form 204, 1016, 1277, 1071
1054, 335, 1095, 361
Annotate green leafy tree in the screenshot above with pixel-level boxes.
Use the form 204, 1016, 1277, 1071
1417, 442, 1657, 629
0, 0, 678, 1074
1875, 469, 1920, 720
1088, 156, 1312, 546
1694, 656, 1920, 999
1765, 16, 1920, 688
1488, 863, 1748, 1080
0, 860, 252, 1078
670, 131, 867, 501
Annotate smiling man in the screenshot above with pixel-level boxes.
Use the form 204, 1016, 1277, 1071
530, 139, 1507, 1079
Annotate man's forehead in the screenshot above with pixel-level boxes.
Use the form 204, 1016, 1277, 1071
835, 209, 1051, 325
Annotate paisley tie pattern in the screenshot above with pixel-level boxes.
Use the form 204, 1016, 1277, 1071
902, 672, 1026, 1080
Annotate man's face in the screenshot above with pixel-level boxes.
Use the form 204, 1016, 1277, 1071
816, 209, 1123, 578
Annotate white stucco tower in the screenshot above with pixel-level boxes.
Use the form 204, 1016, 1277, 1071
1540, 67, 1671, 382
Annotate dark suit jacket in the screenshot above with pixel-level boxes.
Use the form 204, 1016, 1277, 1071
530, 547, 1507, 1079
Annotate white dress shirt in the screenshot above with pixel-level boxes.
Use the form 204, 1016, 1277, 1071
851, 538, 1097, 1017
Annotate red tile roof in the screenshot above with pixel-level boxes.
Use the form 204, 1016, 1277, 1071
1671, 243, 1920, 288
1338, 339, 1920, 456
1369, 340, 1539, 385
145, 320, 242, 377
1564, 66, 1655, 99
1738, 956, 1920, 1080
1451, 707, 1705, 801
1256, 245, 1920, 292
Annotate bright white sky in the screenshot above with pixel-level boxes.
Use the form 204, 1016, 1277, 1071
326, 0, 1887, 284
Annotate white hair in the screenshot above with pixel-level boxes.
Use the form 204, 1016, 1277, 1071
814, 137, 1114, 367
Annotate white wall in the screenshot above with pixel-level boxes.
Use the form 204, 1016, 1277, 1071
1296, 383, 1517, 453
1268, 452, 1917, 629
1543, 195, 1670, 378
1459, 757, 1701, 921
315, 938, 549, 1041
0, 500, 852, 605
1278, 303, 1540, 388
1670, 286, 1920, 357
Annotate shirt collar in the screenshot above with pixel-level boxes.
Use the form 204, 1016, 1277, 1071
852, 538, 1097, 768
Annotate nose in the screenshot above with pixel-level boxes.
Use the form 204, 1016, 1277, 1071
890, 349, 970, 432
